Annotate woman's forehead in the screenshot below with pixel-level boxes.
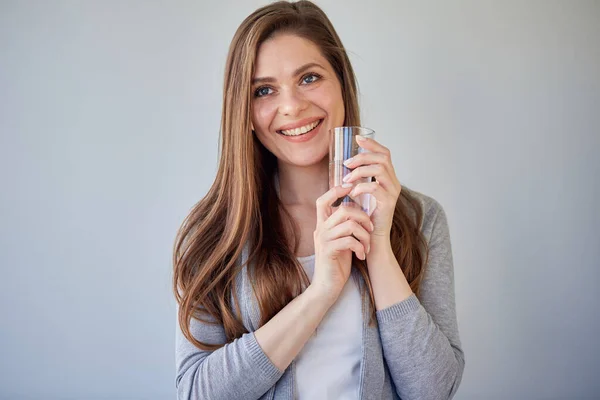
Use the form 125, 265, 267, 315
254, 34, 329, 80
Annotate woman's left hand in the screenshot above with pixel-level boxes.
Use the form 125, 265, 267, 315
342, 135, 402, 241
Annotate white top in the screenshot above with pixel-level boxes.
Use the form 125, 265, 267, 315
294, 254, 363, 400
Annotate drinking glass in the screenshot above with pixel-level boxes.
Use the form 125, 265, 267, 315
329, 126, 376, 215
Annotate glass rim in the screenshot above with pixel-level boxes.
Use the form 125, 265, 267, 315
329, 126, 375, 136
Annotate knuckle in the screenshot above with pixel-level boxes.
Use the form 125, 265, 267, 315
344, 221, 356, 233
344, 211, 358, 223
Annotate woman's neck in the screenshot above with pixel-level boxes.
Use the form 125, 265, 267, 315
277, 157, 329, 207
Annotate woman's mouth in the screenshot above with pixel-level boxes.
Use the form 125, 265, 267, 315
277, 119, 323, 137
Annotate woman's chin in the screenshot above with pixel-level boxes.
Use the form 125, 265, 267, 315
286, 153, 328, 168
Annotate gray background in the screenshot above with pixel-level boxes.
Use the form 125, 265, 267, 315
1, 0, 599, 399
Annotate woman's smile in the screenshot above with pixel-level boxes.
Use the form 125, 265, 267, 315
277, 117, 323, 136
276, 118, 325, 143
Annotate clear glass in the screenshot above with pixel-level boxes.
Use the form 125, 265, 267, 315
329, 126, 376, 215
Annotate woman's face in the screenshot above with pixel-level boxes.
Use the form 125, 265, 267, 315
251, 33, 345, 167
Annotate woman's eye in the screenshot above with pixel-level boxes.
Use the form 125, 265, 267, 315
254, 87, 273, 97
302, 73, 321, 85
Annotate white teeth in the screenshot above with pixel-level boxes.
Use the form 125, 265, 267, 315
280, 120, 320, 136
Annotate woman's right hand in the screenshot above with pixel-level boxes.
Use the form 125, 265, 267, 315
311, 184, 374, 303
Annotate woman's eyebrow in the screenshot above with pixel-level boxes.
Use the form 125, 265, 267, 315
252, 62, 325, 85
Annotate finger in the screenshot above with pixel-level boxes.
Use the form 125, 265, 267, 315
349, 181, 387, 199
344, 145, 398, 180
325, 219, 371, 255
329, 236, 366, 260
316, 184, 354, 223
324, 204, 374, 232
342, 152, 390, 170
344, 164, 394, 189
356, 135, 391, 156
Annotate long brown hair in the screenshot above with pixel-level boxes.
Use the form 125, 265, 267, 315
173, 0, 429, 351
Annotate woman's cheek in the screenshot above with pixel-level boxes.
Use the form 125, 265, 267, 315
318, 82, 342, 109
253, 103, 276, 133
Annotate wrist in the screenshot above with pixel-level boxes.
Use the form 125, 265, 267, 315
367, 237, 394, 259
304, 283, 339, 310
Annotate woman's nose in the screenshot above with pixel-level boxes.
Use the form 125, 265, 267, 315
277, 88, 308, 117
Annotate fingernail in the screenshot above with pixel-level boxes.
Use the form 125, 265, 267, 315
343, 157, 354, 166
356, 135, 367, 142
341, 183, 353, 188
343, 174, 352, 183
367, 245, 370, 254
370, 221, 374, 231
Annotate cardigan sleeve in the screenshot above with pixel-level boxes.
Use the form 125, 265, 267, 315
376, 198, 465, 400
175, 307, 283, 400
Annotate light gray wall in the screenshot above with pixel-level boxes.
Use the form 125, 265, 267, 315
1, 1, 598, 399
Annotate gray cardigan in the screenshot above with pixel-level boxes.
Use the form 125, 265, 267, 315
175, 190, 465, 399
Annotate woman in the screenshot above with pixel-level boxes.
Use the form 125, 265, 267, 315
173, 1, 465, 399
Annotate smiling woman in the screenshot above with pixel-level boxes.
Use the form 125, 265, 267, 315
173, 1, 465, 399
251, 35, 343, 157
